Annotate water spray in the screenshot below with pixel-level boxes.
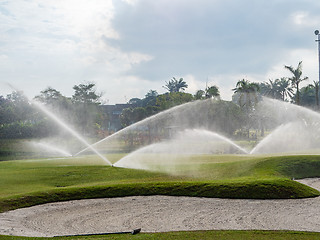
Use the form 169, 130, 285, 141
32, 101, 113, 166
6, 83, 112, 165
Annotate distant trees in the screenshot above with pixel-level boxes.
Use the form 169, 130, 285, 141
163, 77, 188, 93
276, 78, 294, 101
120, 78, 192, 128
232, 79, 261, 139
143, 90, 158, 106
259, 78, 293, 101
232, 79, 260, 111
145, 90, 158, 98
156, 92, 194, 110
194, 85, 220, 100
120, 107, 147, 127
194, 90, 205, 100
34, 87, 73, 119
34, 87, 64, 104
306, 81, 319, 108
0, 91, 50, 138
205, 85, 220, 99
71, 82, 103, 136
72, 82, 102, 104
34, 83, 104, 137
0, 62, 317, 140
121, 90, 193, 127
259, 79, 281, 99
284, 61, 308, 105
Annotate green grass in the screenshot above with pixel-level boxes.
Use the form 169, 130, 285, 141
1, 154, 320, 212
2, 154, 320, 239
2, 230, 320, 240
0, 139, 35, 161
1, 178, 317, 213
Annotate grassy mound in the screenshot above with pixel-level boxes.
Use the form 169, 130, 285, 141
255, 155, 320, 179
0, 178, 318, 213
1, 154, 320, 212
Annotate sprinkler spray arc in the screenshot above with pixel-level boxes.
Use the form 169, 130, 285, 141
32, 100, 112, 166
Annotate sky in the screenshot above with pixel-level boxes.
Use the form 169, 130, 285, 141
1, 0, 320, 104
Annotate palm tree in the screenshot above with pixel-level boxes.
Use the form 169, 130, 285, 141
205, 85, 220, 99
163, 77, 188, 92
194, 90, 205, 100
145, 90, 158, 98
232, 79, 260, 139
277, 77, 294, 101
232, 79, 260, 111
306, 80, 319, 108
260, 79, 281, 99
284, 61, 308, 105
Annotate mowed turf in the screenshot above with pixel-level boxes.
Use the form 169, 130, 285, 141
0, 154, 320, 213
2, 154, 320, 239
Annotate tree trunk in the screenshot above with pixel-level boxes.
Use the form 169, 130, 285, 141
296, 83, 300, 105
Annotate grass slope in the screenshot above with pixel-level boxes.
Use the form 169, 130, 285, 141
0, 155, 320, 212
1, 179, 317, 213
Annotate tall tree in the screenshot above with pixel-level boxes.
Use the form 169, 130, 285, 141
260, 79, 281, 99
194, 90, 205, 100
163, 77, 188, 93
306, 80, 319, 108
143, 90, 158, 106
6, 91, 33, 122
259, 78, 293, 101
232, 79, 260, 139
205, 85, 220, 99
72, 82, 102, 136
277, 77, 294, 101
232, 79, 260, 111
72, 82, 102, 104
145, 90, 158, 98
34, 87, 63, 104
156, 92, 194, 110
284, 61, 308, 105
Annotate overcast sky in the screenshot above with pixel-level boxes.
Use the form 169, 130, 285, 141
1, 0, 320, 104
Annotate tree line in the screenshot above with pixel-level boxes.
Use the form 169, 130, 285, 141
0, 60, 316, 139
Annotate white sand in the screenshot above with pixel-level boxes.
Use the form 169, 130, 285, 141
1, 178, 320, 237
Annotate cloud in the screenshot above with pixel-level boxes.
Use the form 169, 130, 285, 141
291, 11, 320, 28
0, 0, 154, 102
1, 0, 320, 104
110, 0, 319, 79
103, 0, 320, 101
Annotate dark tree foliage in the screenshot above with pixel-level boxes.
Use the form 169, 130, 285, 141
156, 92, 194, 110
163, 77, 188, 93
284, 61, 308, 105
205, 85, 220, 99
0, 91, 51, 138
72, 82, 101, 104
0, 83, 108, 139
194, 90, 205, 100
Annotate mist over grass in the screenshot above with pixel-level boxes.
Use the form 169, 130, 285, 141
1, 154, 320, 239
1, 154, 320, 213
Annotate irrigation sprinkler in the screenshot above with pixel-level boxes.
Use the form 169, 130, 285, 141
54, 228, 141, 237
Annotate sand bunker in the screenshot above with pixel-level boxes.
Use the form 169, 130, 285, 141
1, 178, 320, 237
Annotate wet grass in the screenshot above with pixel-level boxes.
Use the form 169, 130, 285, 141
1, 154, 320, 239
1, 178, 317, 213
1, 154, 320, 213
